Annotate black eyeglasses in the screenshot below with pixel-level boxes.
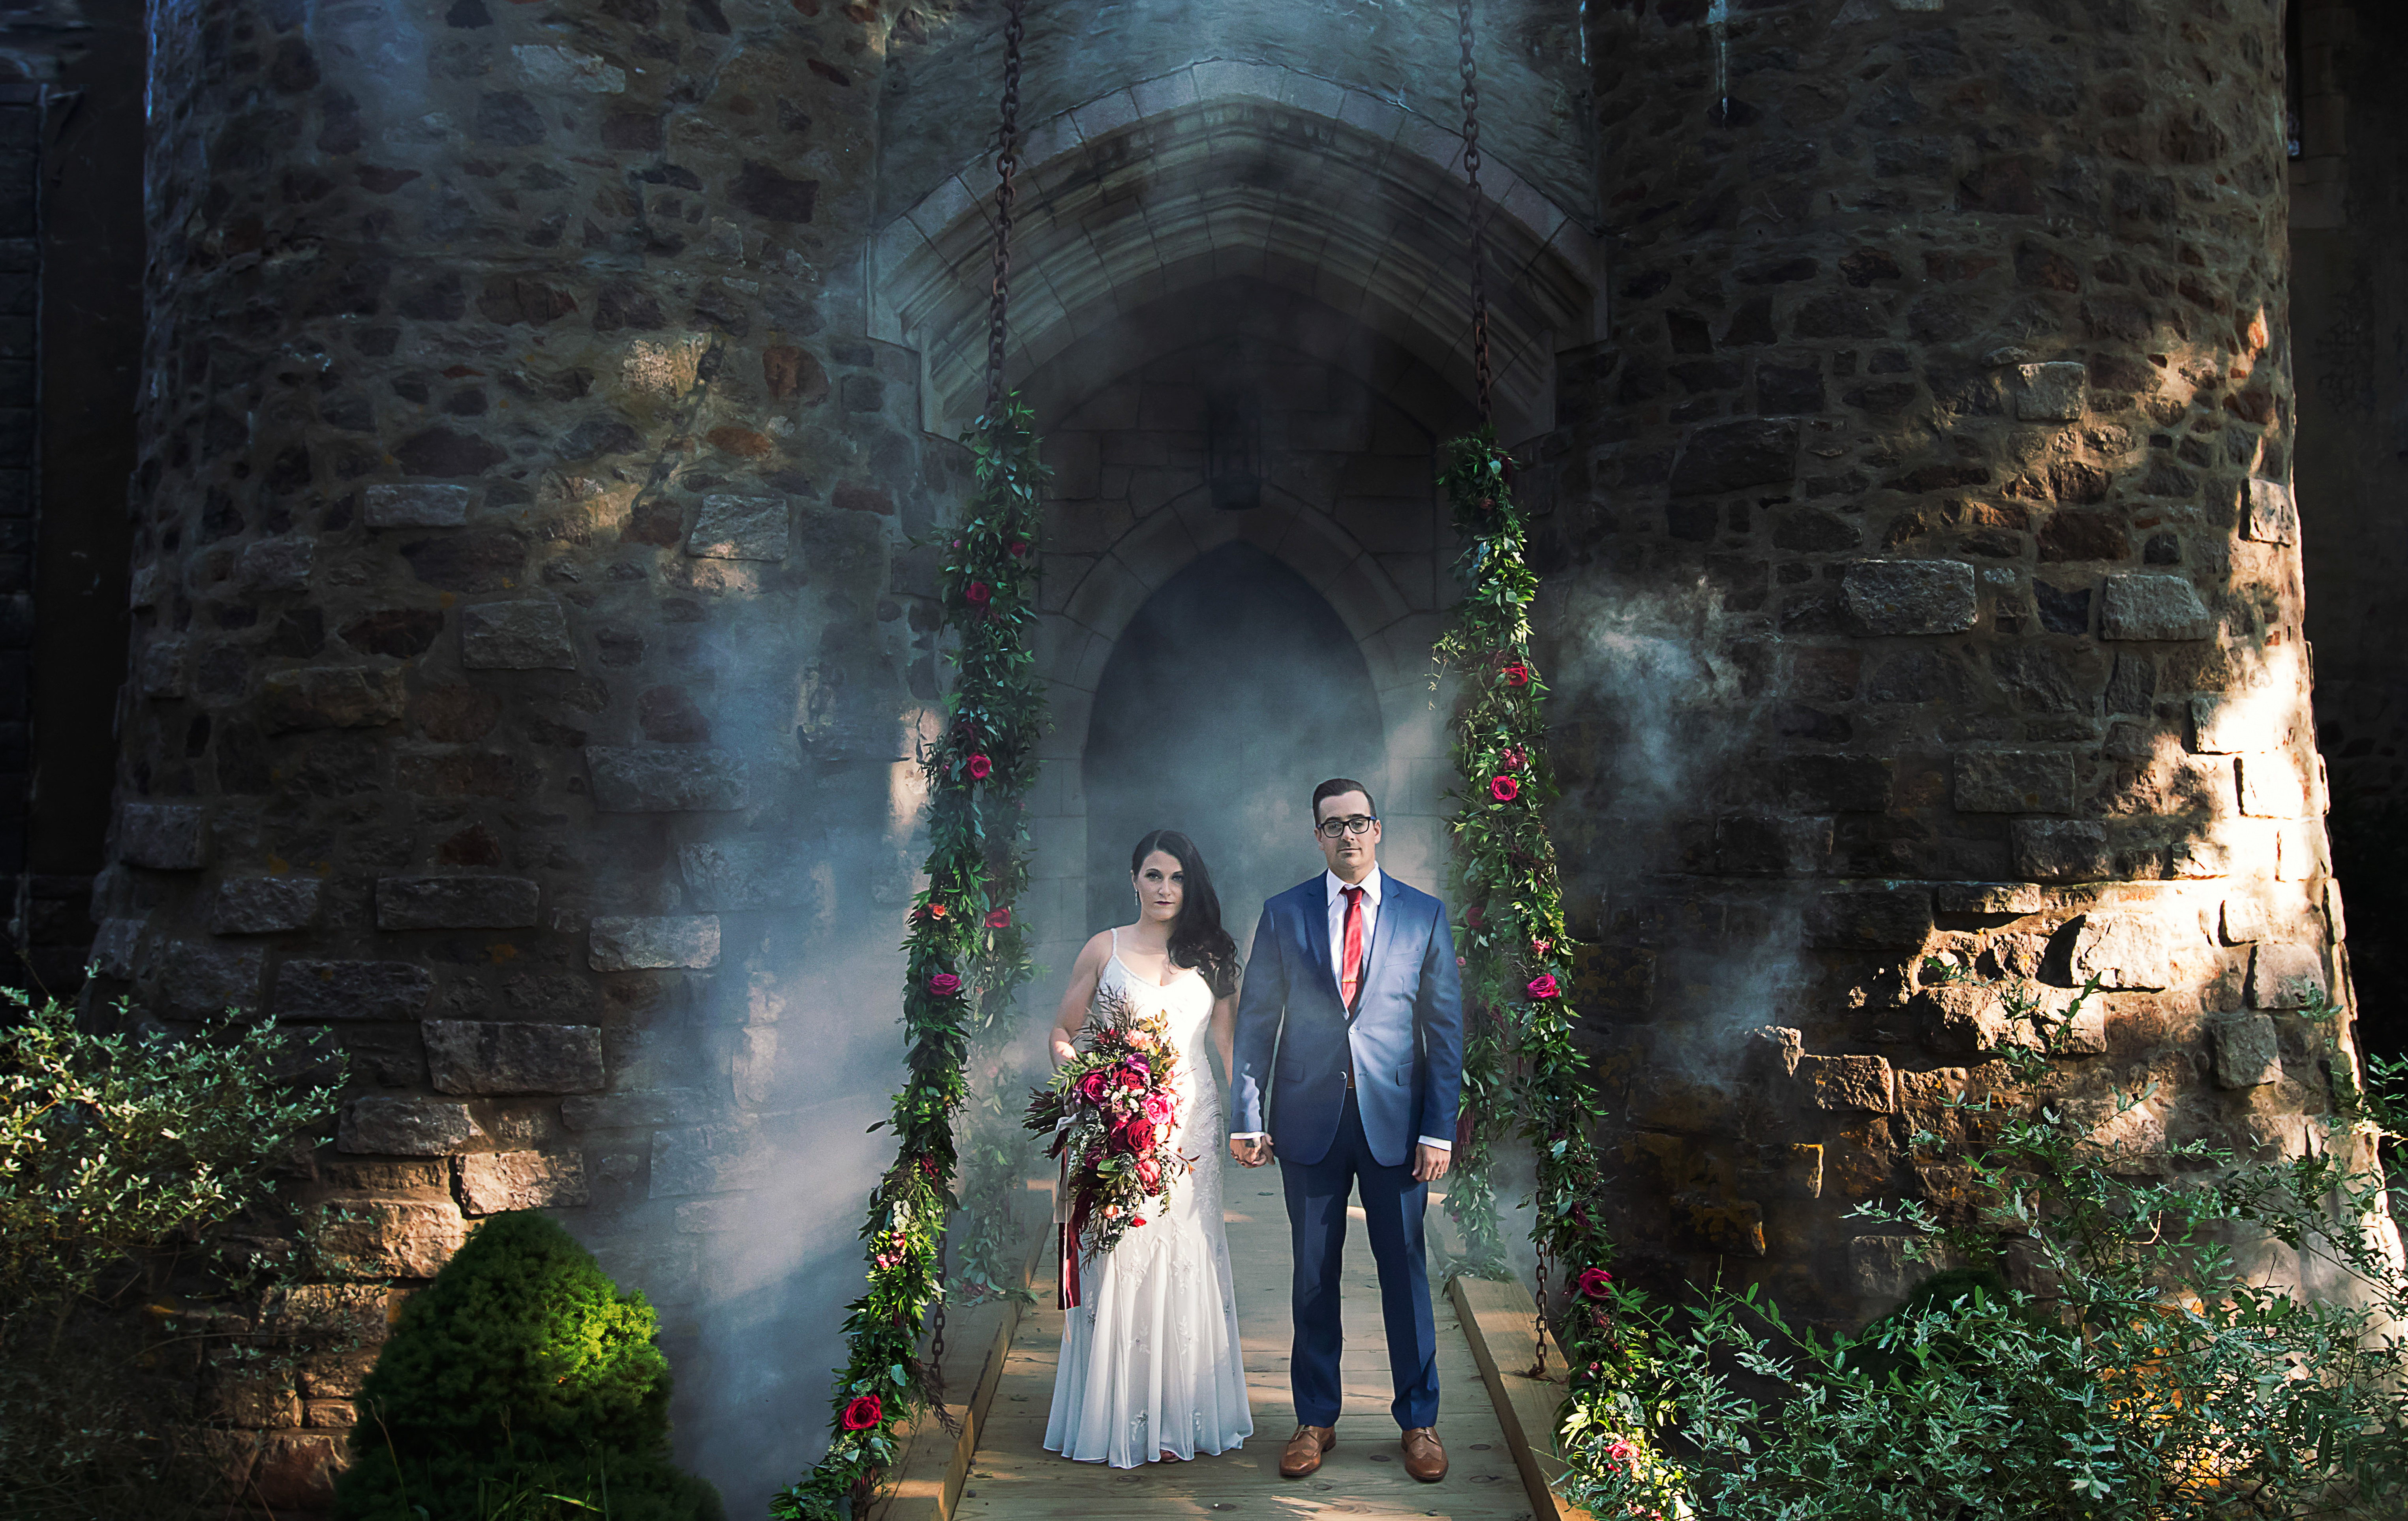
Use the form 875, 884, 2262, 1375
1316, 815, 1377, 839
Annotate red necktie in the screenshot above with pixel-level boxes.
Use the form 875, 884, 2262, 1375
1340, 885, 1365, 1009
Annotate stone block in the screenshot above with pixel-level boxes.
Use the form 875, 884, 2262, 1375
560, 1087, 711, 1130
1669, 418, 1798, 496
2011, 361, 2086, 422
1802, 1054, 1894, 1112
2098, 574, 2214, 641
2169, 838, 2233, 878
460, 600, 577, 669
338, 1097, 477, 1155
587, 746, 749, 811
2247, 942, 2327, 1009
120, 801, 207, 869
1933, 882, 2046, 915
588, 914, 721, 970
2011, 819, 2110, 881
306, 1399, 357, 1429
2189, 692, 2288, 754
260, 1283, 391, 1343
262, 667, 408, 732
365, 483, 473, 527
1850, 1235, 1934, 1301
2212, 1013, 2284, 1089
2069, 911, 2191, 990
1952, 750, 2073, 813
2241, 479, 2297, 545
456, 1150, 591, 1214
675, 1197, 754, 1234
1672, 1191, 1767, 1256
2220, 896, 2269, 945
649, 1123, 770, 1197
138, 636, 186, 697
1778, 752, 1894, 812
250, 1431, 349, 1510
316, 1198, 468, 1279
210, 875, 323, 934
128, 563, 162, 606
275, 959, 437, 1021
376, 874, 541, 930
422, 1019, 605, 1095
1803, 884, 1931, 949
237, 536, 315, 592
1841, 559, 1977, 635
677, 840, 819, 910
298, 1348, 380, 1398
88, 916, 143, 978
2237, 755, 2308, 818
687, 494, 791, 560
162, 943, 265, 1014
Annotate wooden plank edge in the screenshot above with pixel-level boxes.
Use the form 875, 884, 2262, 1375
870, 1189, 1055, 1521
1445, 1274, 1596, 1521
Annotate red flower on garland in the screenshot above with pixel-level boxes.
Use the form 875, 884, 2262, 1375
919, 1155, 939, 1178
965, 581, 993, 606
1490, 775, 1518, 802
1526, 973, 1561, 1000
841, 1394, 883, 1431
1578, 1266, 1613, 1300
1467, 903, 1485, 928
1501, 662, 1530, 687
928, 971, 963, 997
1532, 938, 1553, 958
966, 753, 993, 780
985, 907, 1012, 928
923, 901, 948, 921
1503, 745, 1526, 768
1009, 539, 1030, 557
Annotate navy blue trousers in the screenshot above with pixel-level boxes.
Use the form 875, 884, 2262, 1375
1280, 1088, 1440, 1429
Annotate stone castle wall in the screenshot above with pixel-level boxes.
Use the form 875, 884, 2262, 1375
84, 0, 2385, 1510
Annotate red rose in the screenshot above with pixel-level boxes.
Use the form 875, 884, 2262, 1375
841, 1394, 882, 1430
965, 580, 992, 605
1117, 1062, 1148, 1090
1526, 973, 1561, 1000
1122, 1118, 1156, 1152
984, 907, 1011, 928
1503, 745, 1526, 768
1578, 1267, 1613, 1300
1009, 539, 1030, 556
966, 754, 992, 780
1490, 775, 1518, 802
1501, 662, 1530, 687
1467, 904, 1485, 929
923, 901, 948, 920
1077, 1071, 1111, 1105
928, 971, 963, 997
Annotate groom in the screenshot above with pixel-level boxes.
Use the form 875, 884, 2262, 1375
1229, 778, 1465, 1483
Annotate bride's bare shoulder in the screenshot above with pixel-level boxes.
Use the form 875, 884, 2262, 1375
1074, 929, 1119, 968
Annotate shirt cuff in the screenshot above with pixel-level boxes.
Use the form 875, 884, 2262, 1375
1416, 1135, 1453, 1151
1228, 1131, 1268, 1141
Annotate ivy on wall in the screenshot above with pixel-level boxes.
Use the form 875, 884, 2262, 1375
1434, 432, 1669, 1502
772, 403, 1049, 1521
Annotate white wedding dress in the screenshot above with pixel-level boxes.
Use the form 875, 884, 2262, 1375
1044, 930, 1255, 1467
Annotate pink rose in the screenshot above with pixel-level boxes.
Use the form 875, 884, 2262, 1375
1578, 1267, 1613, 1300
966, 753, 992, 780
1526, 973, 1560, 1000
984, 907, 1011, 928
965, 580, 992, 605
1134, 1157, 1161, 1188
1141, 1093, 1173, 1125
1489, 775, 1518, 802
927, 972, 963, 997
1077, 1071, 1111, 1105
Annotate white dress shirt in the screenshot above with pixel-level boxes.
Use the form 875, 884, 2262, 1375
1231, 865, 1451, 1153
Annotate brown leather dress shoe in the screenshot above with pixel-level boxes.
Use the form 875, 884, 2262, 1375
1401, 1426, 1447, 1482
1279, 1424, 1336, 1478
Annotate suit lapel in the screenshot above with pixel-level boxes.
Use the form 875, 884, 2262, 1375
1299, 880, 1338, 1004
1355, 881, 1410, 1014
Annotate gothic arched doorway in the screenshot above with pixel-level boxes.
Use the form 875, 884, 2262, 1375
1081, 542, 1384, 940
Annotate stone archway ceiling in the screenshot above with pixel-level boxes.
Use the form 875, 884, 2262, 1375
874, 68, 1601, 441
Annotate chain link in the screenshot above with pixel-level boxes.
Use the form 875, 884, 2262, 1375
1458, 0, 1492, 429
984, 0, 1027, 423
1529, 1243, 1552, 1379
931, 1228, 949, 1368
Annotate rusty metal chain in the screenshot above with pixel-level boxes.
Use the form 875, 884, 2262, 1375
983, 0, 1027, 423
931, 1228, 949, 1369
1458, 0, 1492, 429
1529, 1244, 1552, 1378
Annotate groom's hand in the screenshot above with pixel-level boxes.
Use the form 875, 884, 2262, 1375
1229, 1136, 1271, 1167
1412, 1144, 1451, 1183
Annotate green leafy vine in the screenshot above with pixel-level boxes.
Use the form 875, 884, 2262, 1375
771, 401, 1049, 1521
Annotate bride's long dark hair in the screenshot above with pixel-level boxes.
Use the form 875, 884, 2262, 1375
1129, 829, 1240, 998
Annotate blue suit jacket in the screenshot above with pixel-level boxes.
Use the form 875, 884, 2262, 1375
1230, 874, 1465, 1169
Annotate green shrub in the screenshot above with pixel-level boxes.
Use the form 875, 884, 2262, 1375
336, 1209, 723, 1521
1566, 973, 2408, 1521
0, 991, 341, 1518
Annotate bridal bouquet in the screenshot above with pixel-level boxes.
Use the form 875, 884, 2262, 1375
1023, 986, 1194, 1307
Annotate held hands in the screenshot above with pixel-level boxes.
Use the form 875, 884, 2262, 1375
1412, 1143, 1451, 1184
1229, 1136, 1272, 1168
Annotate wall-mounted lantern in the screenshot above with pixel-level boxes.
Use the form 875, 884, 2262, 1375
1205, 389, 1262, 512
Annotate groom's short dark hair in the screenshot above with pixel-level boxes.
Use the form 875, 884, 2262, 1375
1311, 777, 1376, 820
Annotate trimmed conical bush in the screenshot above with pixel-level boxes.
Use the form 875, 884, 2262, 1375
334, 1209, 723, 1521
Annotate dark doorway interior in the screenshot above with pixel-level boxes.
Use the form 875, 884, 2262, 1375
1082, 541, 1383, 949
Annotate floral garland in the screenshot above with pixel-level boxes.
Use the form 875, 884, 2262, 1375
771, 401, 1049, 1521
1433, 432, 1672, 1507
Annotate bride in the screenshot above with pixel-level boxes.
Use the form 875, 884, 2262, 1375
1042, 828, 1255, 1468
